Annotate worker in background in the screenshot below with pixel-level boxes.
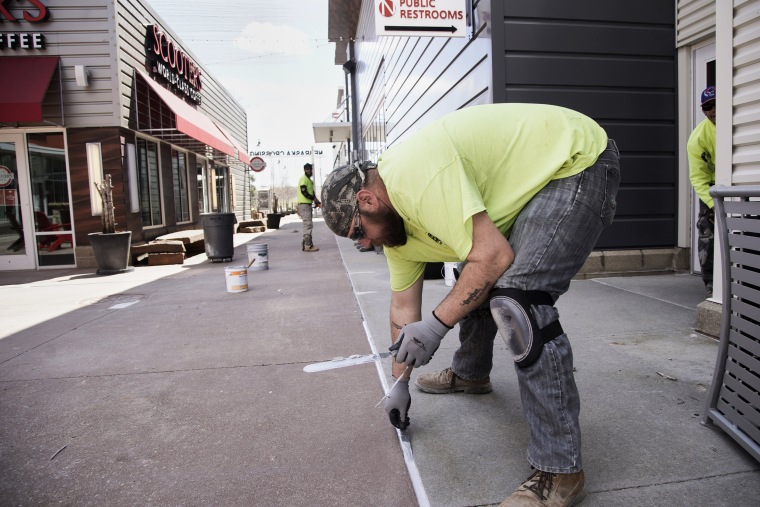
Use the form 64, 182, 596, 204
687, 86, 716, 298
297, 162, 320, 252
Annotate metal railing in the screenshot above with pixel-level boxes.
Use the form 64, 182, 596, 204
703, 185, 760, 463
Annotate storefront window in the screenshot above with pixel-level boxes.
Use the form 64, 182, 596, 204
171, 149, 190, 222
197, 159, 208, 213
28, 132, 74, 267
211, 165, 229, 212
136, 137, 162, 226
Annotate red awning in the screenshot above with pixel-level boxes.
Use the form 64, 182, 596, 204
215, 122, 251, 165
0, 57, 59, 123
136, 69, 236, 157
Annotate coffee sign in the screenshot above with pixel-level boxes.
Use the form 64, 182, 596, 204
0, 0, 50, 50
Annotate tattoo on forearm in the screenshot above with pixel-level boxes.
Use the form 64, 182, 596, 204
391, 321, 403, 331
461, 282, 491, 306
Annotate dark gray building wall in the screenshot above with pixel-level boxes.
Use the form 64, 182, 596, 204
491, 1, 678, 248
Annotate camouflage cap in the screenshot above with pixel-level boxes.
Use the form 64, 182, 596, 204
321, 164, 364, 237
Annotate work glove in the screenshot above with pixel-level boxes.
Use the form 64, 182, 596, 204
390, 312, 451, 367
384, 378, 411, 430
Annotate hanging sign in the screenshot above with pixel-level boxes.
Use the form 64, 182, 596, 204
250, 157, 267, 173
374, 0, 467, 37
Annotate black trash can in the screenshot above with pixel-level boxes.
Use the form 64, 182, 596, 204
200, 213, 236, 261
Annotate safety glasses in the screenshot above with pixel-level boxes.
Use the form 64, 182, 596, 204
702, 101, 715, 112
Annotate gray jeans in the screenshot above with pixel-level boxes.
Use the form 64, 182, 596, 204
452, 140, 620, 473
297, 203, 313, 237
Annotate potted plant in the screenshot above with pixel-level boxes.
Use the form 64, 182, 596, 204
266, 194, 282, 229
89, 174, 133, 275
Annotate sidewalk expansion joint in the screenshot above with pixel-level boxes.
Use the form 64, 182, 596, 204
589, 469, 760, 495
0, 361, 326, 382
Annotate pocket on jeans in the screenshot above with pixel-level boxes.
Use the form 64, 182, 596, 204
601, 162, 620, 226
577, 162, 618, 225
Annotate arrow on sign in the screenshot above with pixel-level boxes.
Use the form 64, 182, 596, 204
384, 25, 458, 33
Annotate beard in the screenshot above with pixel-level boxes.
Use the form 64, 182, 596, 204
363, 201, 407, 247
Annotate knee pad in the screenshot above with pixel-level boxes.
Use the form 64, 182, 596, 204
490, 289, 563, 368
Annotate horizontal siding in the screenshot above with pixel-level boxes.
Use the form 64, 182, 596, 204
731, 0, 760, 184
504, 1, 673, 23
114, 0, 247, 148
498, 0, 677, 249
1, 0, 120, 127
354, 0, 492, 153
676, 0, 716, 47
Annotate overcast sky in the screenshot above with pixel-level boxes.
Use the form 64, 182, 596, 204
147, 0, 345, 184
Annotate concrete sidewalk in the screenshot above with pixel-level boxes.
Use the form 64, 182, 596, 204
1, 216, 759, 506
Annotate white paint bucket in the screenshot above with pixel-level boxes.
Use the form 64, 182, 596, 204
247, 243, 269, 271
225, 266, 248, 293
444, 262, 458, 287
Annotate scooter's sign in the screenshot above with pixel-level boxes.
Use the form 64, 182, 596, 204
374, 0, 466, 37
145, 24, 203, 104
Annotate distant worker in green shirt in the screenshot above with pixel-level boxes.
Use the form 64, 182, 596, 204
297, 162, 320, 252
321, 104, 620, 507
687, 86, 716, 298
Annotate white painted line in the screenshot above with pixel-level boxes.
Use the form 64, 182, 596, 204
361, 305, 430, 507
303, 352, 392, 373
108, 300, 140, 309
338, 237, 430, 505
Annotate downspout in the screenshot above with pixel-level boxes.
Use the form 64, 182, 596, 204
344, 40, 361, 162
343, 64, 352, 163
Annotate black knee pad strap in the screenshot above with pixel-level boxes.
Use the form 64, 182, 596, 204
490, 288, 564, 368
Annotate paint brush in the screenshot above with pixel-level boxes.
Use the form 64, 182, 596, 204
375, 365, 411, 408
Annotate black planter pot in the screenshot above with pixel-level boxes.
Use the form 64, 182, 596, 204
89, 231, 133, 275
266, 213, 282, 229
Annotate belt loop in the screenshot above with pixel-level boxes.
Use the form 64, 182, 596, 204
608, 138, 620, 158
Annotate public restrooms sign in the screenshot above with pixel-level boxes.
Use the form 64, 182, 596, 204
145, 24, 202, 104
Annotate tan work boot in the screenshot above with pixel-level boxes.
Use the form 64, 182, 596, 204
302, 234, 319, 252
415, 367, 492, 394
500, 470, 586, 507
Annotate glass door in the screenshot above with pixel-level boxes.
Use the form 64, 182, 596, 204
0, 134, 35, 270
28, 132, 74, 267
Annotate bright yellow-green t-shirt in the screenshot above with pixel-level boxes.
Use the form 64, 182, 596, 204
378, 103, 608, 291
297, 174, 315, 204
687, 118, 716, 208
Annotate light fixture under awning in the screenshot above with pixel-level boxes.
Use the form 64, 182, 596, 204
0, 57, 59, 123
135, 68, 236, 157
312, 122, 352, 143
